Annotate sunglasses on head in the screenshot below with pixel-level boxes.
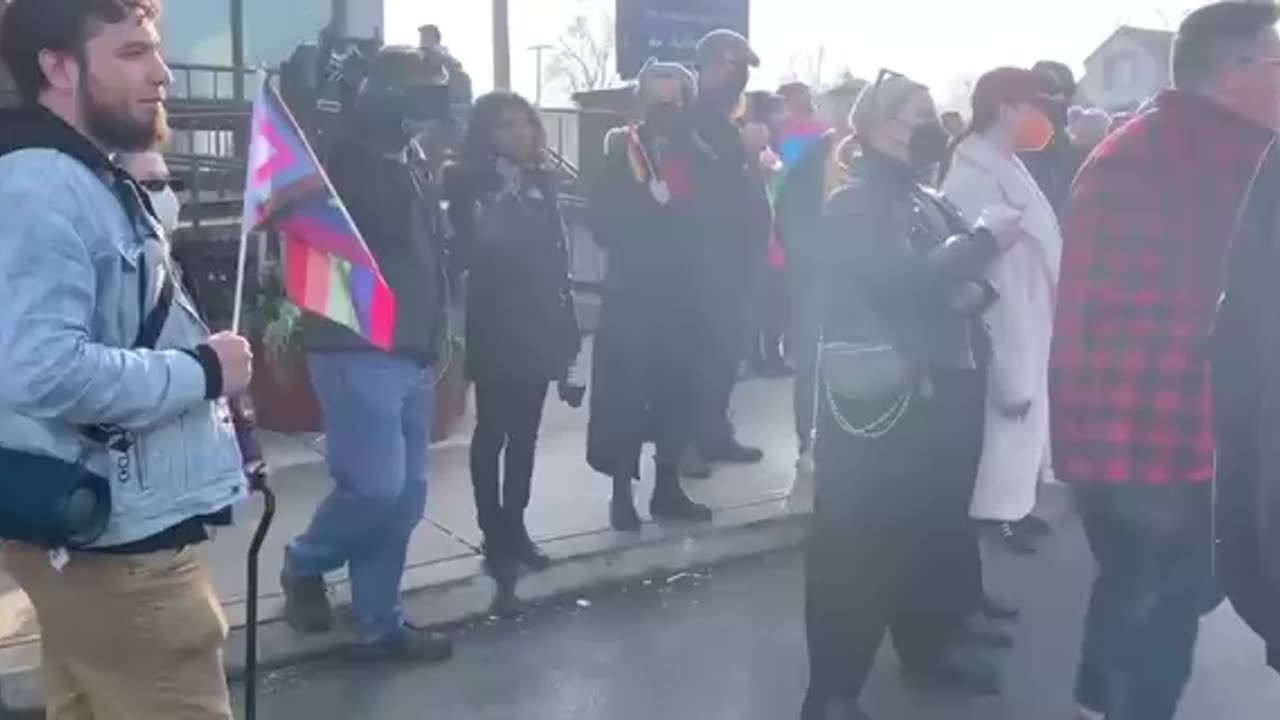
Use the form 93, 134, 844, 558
869, 68, 910, 101
865, 68, 927, 125
139, 178, 187, 194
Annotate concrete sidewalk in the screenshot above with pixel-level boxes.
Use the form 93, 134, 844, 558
0, 375, 811, 711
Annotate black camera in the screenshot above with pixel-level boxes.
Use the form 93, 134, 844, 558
279, 32, 455, 159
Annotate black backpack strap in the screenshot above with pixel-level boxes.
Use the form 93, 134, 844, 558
133, 259, 175, 350
78, 260, 176, 450
12, 129, 184, 450
77, 179, 178, 451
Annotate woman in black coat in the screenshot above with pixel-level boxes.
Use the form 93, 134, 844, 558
586, 60, 715, 531
802, 72, 1024, 720
444, 91, 580, 577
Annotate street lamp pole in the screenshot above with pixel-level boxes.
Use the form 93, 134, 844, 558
493, 0, 511, 89
230, 0, 245, 100
329, 0, 348, 36
529, 44, 553, 106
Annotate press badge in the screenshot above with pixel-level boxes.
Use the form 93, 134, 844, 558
649, 179, 671, 205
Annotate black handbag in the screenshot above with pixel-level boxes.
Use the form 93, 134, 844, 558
0, 254, 175, 548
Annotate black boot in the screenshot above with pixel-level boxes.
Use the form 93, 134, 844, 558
703, 438, 765, 464
955, 617, 1016, 650
281, 571, 334, 634
508, 513, 552, 572
343, 623, 455, 664
481, 526, 521, 615
1016, 514, 1053, 537
650, 463, 713, 522
679, 446, 713, 479
480, 521, 510, 574
997, 521, 1039, 554
904, 656, 1001, 696
610, 475, 642, 532
801, 694, 871, 720
980, 593, 1021, 622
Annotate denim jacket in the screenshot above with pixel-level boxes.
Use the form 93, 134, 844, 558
0, 110, 246, 548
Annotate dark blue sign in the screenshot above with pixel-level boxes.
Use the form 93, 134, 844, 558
616, 0, 750, 79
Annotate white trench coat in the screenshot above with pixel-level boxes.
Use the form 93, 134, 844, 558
942, 134, 1063, 522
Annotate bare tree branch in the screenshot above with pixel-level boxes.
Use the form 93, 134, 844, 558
784, 46, 837, 90
546, 11, 618, 94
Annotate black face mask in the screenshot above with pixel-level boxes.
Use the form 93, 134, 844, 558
645, 103, 689, 134
908, 120, 950, 176
701, 65, 750, 113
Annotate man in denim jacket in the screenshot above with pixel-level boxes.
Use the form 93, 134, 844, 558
0, 1, 253, 717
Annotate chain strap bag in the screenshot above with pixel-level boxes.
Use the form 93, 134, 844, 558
815, 339, 916, 440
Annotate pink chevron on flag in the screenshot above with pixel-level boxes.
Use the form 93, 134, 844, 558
252, 117, 296, 188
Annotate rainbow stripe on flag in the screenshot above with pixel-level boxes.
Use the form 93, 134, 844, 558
241, 80, 396, 350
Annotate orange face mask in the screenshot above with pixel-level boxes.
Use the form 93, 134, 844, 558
1015, 109, 1055, 152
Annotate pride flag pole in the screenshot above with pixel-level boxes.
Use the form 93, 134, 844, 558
235, 67, 274, 720
231, 69, 269, 336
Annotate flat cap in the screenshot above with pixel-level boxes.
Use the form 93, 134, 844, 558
695, 29, 759, 68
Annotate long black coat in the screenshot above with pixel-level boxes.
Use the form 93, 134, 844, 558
586, 127, 705, 478
690, 104, 774, 337
444, 164, 580, 384
1210, 142, 1280, 672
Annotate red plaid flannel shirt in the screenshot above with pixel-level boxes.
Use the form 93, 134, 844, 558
1050, 91, 1273, 486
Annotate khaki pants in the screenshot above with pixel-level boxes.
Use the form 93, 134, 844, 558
4, 543, 232, 720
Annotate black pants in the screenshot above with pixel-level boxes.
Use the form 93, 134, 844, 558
788, 266, 821, 452
804, 368, 986, 705
695, 307, 750, 452
750, 267, 788, 370
469, 377, 550, 538
622, 350, 695, 474
1074, 484, 1215, 719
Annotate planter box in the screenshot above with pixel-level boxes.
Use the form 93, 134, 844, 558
249, 341, 324, 434
248, 338, 470, 441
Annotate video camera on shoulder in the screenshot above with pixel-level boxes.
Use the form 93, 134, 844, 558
279, 31, 455, 159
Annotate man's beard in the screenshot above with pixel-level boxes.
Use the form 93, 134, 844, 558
80, 75, 165, 152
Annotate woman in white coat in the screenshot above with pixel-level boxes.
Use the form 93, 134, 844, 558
942, 67, 1064, 554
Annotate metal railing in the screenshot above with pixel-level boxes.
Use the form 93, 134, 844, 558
169, 62, 277, 103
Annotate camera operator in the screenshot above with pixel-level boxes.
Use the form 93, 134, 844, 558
280, 46, 455, 663
417, 24, 473, 111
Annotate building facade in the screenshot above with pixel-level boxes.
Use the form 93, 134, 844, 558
1077, 26, 1173, 112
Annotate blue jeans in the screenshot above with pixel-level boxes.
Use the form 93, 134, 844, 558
285, 352, 433, 641
1074, 484, 1215, 720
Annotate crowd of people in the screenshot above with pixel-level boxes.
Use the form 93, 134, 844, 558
802, 3, 1280, 719
3, 0, 1280, 719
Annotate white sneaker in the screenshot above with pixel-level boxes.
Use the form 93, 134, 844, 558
788, 451, 816, 512
796, 451, 815, 480
1075, 705, 1105, 720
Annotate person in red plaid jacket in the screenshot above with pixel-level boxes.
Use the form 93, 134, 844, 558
1048, 4, 1280, 719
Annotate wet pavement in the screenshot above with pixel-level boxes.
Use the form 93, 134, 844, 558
234, 502, 1280, 720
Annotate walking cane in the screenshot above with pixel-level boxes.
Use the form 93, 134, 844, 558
244, 468, 276, 720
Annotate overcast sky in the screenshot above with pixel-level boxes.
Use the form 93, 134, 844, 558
386, 0, 1209, 106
